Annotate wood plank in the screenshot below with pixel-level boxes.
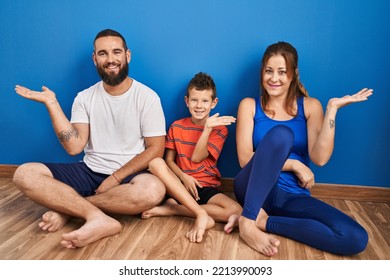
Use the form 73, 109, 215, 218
0, 164, 18, 178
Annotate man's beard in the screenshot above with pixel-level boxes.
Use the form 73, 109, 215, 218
96, 62, 129, 86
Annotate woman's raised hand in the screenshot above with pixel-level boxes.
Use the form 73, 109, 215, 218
327, 88, 373, 110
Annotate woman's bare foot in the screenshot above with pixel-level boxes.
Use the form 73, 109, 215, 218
141, 198, 178, 218
239, 215, 280, 257
186, 209, 215, 243
60, 214, 121, 249
39, 211, 70, 232
224, 214, 240, 233
255, 208, 269, 231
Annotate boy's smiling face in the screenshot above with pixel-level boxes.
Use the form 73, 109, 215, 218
185, 88, 218, 125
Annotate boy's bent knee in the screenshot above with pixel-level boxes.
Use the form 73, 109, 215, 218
232, 203, 243, 214
148, 157, 167, 174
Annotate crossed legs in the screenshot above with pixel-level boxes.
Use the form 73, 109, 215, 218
13, 162, 165, 248
234, 125, 367, 256
143, 158, 216, 243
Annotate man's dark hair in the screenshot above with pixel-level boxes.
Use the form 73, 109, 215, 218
94, 29, 128, 50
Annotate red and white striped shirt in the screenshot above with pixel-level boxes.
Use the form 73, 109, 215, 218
166, 117, 228, 188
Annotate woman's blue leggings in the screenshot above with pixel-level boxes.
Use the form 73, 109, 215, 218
234, 125, 368, 255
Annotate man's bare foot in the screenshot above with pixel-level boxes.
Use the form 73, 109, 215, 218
186, 209, 215, 243
141, 198, 178, 219
224, 214, 240, 233
239, 215, 280, 257
39, 211, 70, 232
60, 214, 121, 249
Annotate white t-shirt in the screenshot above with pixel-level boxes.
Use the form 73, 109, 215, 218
70, 79, 166, 174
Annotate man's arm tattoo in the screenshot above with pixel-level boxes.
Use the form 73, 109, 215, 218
57, 127, 79, 142
329, 119, 335, 129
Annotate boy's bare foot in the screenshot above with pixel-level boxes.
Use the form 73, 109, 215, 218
39, 211, 70, 232
60, 214, 121, 249
239, 215, 280, 257
224, 214, 240, 233
141, 198, 178, 218
142, 198, 214, 243
186, 209, 215, 243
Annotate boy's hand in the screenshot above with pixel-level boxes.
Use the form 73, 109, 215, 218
181, 173, 202, 201
205, 113, 236, 129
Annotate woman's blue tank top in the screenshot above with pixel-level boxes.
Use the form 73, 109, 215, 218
253, 96, 310, 195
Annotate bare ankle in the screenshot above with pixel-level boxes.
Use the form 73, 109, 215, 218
255, 209, 268, 231
238, 215, 280, 257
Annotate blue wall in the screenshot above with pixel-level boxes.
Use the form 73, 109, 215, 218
1, 0, 389, 187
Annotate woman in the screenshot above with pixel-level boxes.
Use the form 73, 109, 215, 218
234, 41, 372, 257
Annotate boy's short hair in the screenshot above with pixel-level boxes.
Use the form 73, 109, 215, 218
186, 72, 217, 99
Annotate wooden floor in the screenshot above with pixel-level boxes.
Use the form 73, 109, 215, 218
0, 177, 389, 260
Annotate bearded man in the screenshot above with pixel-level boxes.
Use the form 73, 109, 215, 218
13, 29, 166, 249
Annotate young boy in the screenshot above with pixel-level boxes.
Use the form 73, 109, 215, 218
142, 72, 242, 243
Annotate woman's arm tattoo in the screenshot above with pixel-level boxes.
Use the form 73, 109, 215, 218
57, 127, 79, 142
329, 119, 335, 129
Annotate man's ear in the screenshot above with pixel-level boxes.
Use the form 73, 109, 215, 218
92, 52, 97, 66
127, 49, 131, 63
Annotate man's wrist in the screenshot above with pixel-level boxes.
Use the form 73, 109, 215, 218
112, 173, 121, 184
47, 99, 58, 106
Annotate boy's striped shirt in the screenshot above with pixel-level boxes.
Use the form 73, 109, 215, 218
166, 117, 228, 188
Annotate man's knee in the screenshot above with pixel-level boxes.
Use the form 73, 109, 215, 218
13, 163, 33, 189
13, 163, 51, 192
146, 176, 166, 205
131, 173, 166, 206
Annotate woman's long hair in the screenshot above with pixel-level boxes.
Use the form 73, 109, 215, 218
260, 42, 309, 117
